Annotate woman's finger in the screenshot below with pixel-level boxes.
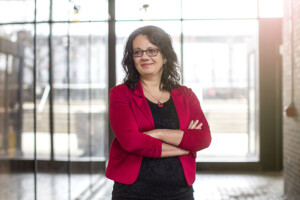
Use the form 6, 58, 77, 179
188, 120, 194, 129
195, 123, 203, 129
190, 120, 199, 129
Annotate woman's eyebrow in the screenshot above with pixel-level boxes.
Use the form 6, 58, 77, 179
133, 46, 156, 49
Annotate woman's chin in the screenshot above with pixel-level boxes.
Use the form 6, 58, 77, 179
140, 70, 155, 76
138, 67, 163, 78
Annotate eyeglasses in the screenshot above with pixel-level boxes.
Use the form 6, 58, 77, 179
131, 48, 160, 57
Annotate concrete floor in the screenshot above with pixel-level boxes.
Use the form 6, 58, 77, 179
0, 171, 284, 200
193, 172, 284, 200
95, 172, 285, 200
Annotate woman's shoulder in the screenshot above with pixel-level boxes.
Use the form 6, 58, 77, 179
109, 83, 134, 99
173, 84, 193, 95
110, 83, 128, 92
172, 84, 200, 102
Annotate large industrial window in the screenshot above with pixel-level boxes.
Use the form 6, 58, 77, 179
182, 20, 259, 161
0, 0, 283, 199
0, 0, 108, 199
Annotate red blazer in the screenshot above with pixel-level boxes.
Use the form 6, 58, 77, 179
105, 81, 211, 186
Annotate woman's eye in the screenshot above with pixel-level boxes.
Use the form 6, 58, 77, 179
148, 49, 156, 53
134, 50, 142, 55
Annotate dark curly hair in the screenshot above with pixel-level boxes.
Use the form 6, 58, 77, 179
122, 25, 180, 91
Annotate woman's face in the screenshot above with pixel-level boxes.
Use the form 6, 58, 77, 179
132, 34, 165, 79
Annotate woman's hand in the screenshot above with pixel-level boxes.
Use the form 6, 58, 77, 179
188, 120, 202, 129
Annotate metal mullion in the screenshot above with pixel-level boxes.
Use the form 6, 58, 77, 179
0, 18, 261, 26
108, 0, 116, 153
247, 52, 251, 156
180, 0, 184, 84
33, 0, 37, 199
17, 46, 24, 157
66, 3, 72, 200
88, 24, 93, 192
67, 19, 71, 200
4, 55, 8, 155
49, 0, 54, 161
0, 20, 109, 26
115, 18, 258, 22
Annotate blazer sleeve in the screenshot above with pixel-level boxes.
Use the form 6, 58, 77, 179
178, 87, 212, 152
109, 86, 162, 158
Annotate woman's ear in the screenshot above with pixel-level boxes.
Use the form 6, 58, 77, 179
163, 59, 167, 64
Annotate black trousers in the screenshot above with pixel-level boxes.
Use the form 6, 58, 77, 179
112, 193, 194, 200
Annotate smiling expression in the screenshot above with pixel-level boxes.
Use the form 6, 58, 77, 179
132, 34, 166, 79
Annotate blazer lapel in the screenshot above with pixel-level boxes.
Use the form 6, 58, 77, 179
131, 81, 155, 128
171, 87, 187, 130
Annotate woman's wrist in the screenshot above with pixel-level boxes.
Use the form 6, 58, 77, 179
156, 129, 184, 145
144, 129, 184, 145
161, 142, 190, 157
155, 129, 163, 140
144, 129, 162, 140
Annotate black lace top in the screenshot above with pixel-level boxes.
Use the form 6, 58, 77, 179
112, 96, 193, 200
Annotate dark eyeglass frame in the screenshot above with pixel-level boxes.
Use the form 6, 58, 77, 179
130, 48, 160, 57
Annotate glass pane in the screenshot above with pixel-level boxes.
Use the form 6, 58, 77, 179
259, 0, 284, 18
90, 23, 108, 160
52, 0, 71, 21
90, 23, 108, 189
6, 54, 20, 157
183, 20, 259, 161
0, 53, 8, 157
52, 23, 69, 160
248, 51, 258, 156
0, 24, 35, 199
51, 22, 108, 160
0, 25, 35, 159
36, 0, 50, 22
182, 0, 257, 19
36, 24, 50, 159
72, 0, 109, 21
34, 24, 70, 200
0, 0, 35, 23
116, 0, 181, 20
68, 22, 90, 199
53, 0, 108, 21
68, 23, 90, 161
116, 21, 182, 84
0, 55, 5, 153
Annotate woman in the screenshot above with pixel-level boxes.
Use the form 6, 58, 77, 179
105, 25, 211, 200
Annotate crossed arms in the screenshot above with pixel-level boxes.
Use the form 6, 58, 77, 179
109, 86, 211, 158
144, 120, 203, 157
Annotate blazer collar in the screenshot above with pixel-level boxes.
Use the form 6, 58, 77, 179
133, 80, 145, 97
170, 85, 185, 130
132, 80, 154, 128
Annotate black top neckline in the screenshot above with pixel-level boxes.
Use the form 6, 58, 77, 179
146, 95, 172, 105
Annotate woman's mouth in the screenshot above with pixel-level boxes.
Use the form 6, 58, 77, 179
141, 63, 152, 67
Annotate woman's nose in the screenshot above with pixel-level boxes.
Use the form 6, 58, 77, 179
141, 56, 149, 61
141, 52, 150, 60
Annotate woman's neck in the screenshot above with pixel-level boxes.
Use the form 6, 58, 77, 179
140, 77, 163, 91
